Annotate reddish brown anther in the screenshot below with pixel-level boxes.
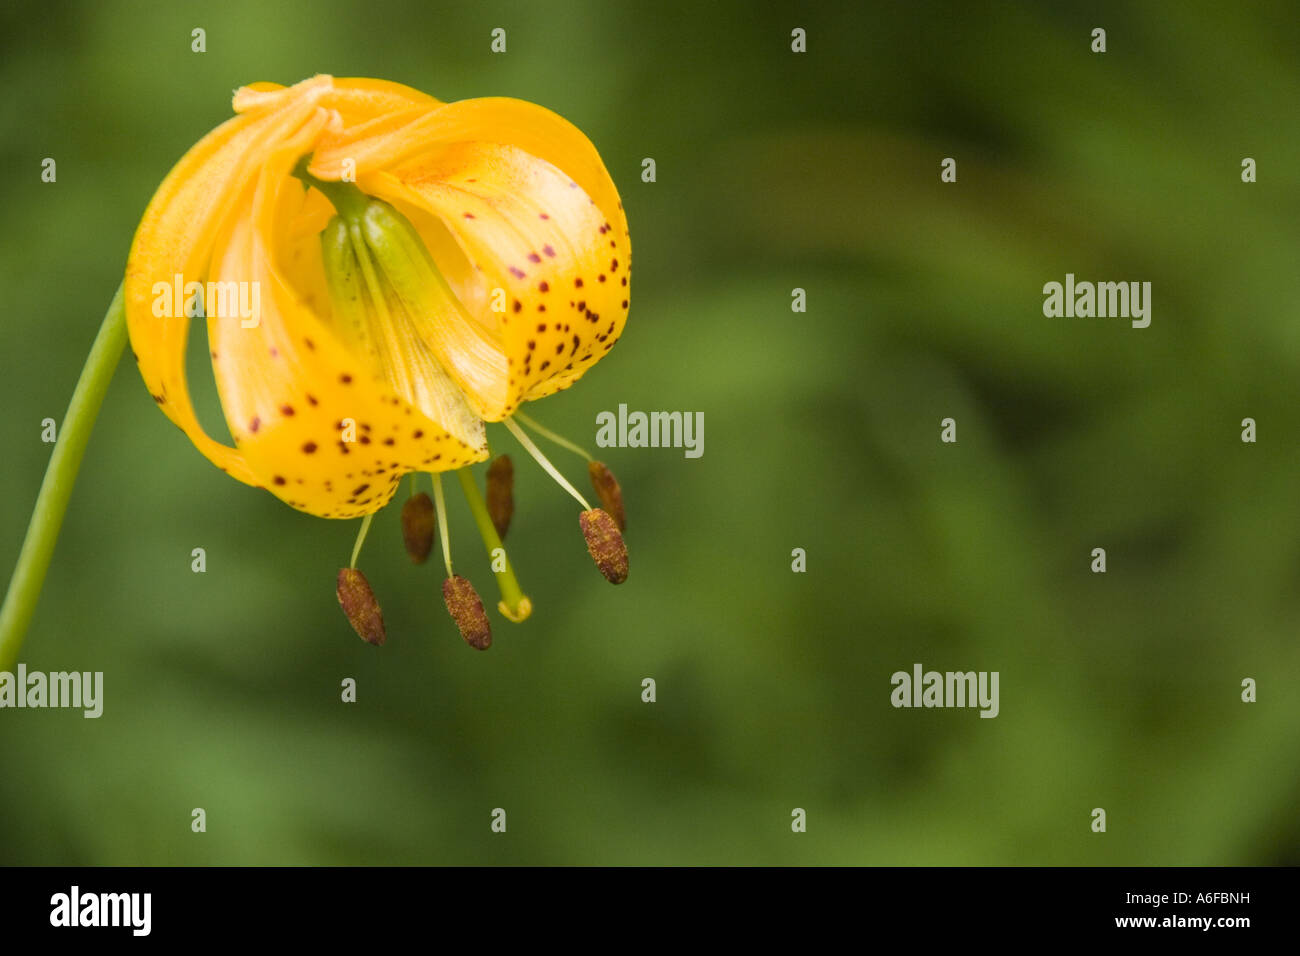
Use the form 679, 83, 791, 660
400, 492, 435, 563
486, 455, 514, 540
587, 460, 626, 531
336, 568, 386, 646
579, 508, 628, 584
442, 575, 492, 650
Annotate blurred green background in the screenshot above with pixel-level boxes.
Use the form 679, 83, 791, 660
1, 0, 1298, 865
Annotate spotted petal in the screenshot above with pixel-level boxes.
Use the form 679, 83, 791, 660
314, 97, 631, 417
206, 112, 487, 517
123, 79, 340, 485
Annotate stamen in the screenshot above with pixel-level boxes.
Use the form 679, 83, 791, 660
337, 568, 386, 646
512, 412, 625, 530
456, 467, 532, 622
579, 509, 629, 584
349, 512, 374, 569
443, 575, 492, 650
503, 417, 592, 510
513, 411, 593, 461
587, 461, 626, 532
486, 455, 514, 540
401, 491, 435, 564
431, 473, 453, 578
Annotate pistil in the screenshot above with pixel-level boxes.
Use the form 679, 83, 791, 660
456, 467, 531, 622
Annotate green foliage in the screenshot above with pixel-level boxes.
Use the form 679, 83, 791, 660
1, 0, 1297, 864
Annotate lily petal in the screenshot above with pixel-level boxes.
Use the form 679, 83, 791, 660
206, 114, 487, 518
124, 84, 338, 485
364, 139, 629, 417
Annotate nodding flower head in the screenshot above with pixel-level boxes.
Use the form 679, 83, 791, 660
124, 76, 633, 650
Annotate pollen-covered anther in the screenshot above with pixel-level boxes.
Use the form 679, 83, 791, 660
443, 574, 492, 649
486, 455, 514, 540
579, 508, 628, 584
587, 461, 625, 532
401, 492, 435, 563
336, 568, 386, 645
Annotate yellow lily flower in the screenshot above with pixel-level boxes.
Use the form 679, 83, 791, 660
124, 74, 630, 519
119, 75, 631, 648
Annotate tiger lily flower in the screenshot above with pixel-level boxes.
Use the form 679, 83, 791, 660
122, 75, 631, 648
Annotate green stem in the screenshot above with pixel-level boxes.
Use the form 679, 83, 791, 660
0, 284, 127, 670
455, 467, 531, 622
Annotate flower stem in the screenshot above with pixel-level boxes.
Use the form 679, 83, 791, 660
455, 467, 531, 622
0, 284, 127, 670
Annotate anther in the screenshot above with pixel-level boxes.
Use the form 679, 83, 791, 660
486, 455, 514, 540
401, 491, 435, 563
443, 575, 492, 650
580, 509, 629, 584
336, 568, 386, 645
587, 461, 625, 532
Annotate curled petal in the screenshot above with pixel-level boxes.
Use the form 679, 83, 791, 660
124, 86, 336, 484
315, 96, 630, 417
367, 140, 629, 417
206, 123, 487, 517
